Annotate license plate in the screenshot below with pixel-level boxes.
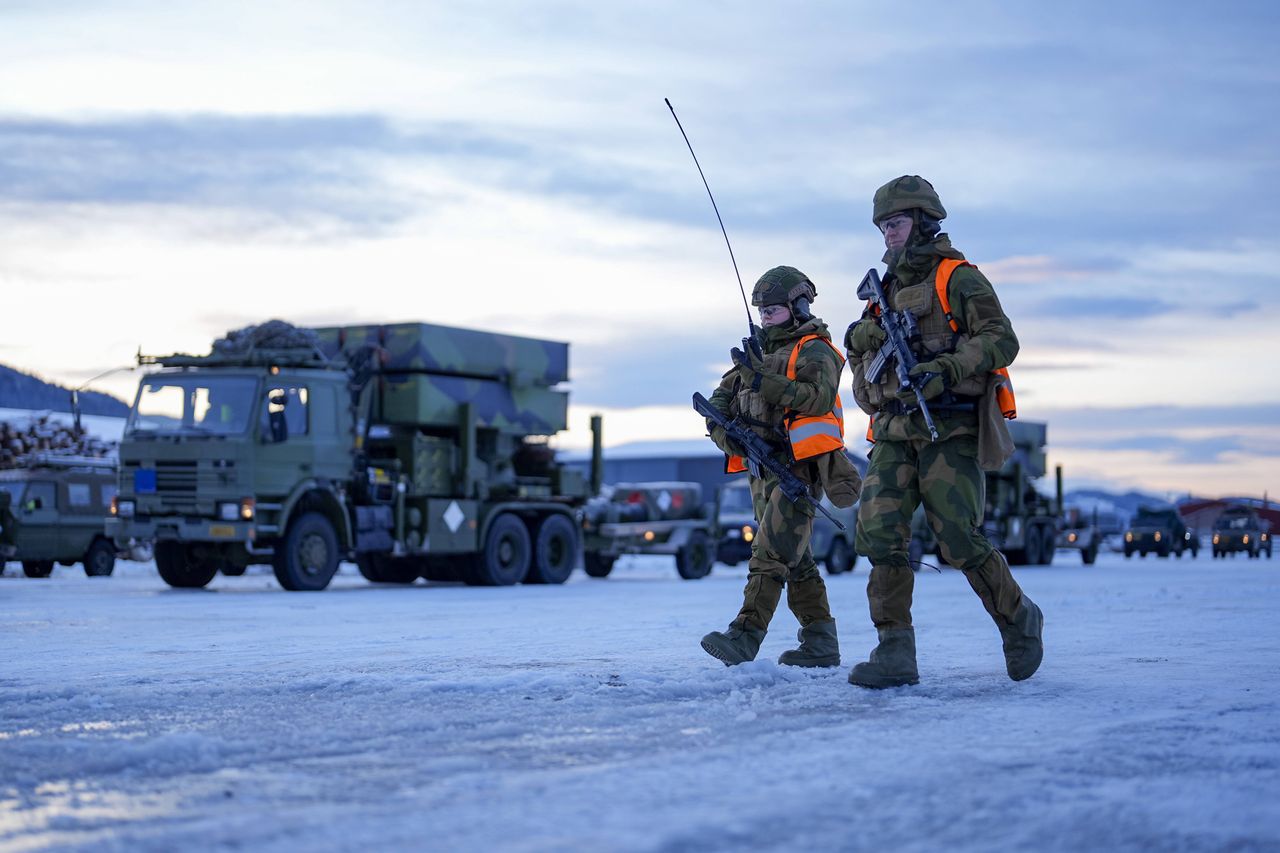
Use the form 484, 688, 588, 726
209, 525, 236, 538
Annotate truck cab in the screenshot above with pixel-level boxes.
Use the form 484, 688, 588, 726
108, 356, 357, 589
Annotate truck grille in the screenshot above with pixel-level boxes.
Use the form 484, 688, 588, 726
155, 460, 198, 494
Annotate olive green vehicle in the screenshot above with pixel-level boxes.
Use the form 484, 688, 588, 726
0, 455, 132, 578
1124, 506, 1198, 559
581, 482, 717, 580
106, 322, 594, 591
715, 477, 858, 575
1212, 505, 1271, 559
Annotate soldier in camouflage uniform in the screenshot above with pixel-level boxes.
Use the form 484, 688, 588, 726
701, 266, 862, 667
845, 176, 1044, 688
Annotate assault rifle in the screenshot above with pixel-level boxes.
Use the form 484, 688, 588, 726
693, 392, 845, 530
857, 268, 940, 441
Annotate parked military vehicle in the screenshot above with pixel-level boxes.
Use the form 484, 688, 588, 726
0, 455, 134, 577
715, 477, 858, 575
1054, 468, 1101, 565
1124, 506, 1198, 558
107, 321, 594, 591
1212, 505, 1272, 559
580, 481, 716, 579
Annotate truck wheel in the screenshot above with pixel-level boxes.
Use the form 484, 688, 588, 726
675, 530, 713, 580
220, 564, 247, 577
1038, 525, 1056, 565
826, 538, 856, 575
1082, 542, 1098, 565
155, 542, 217, 588
356, 554, 384, 582
82, 539, 116, 577
527, 514, 578, 585
583, 551, 615, 578
471, 513, 531, 586
1024, 526, 1044, 568
273, 512, 340, 591
22, 560, 54, 578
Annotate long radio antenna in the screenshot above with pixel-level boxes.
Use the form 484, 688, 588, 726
664, 97, 756, 336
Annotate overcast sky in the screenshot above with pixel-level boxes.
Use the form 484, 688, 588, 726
1, 1, 1277, 498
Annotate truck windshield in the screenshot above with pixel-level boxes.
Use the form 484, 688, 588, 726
0, 482, 24, 502
720, 485, 753, 513
1219, 515, 1251, 530
129, 376, 259, 436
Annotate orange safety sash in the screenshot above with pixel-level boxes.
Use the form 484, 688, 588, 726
865, 259, 1018, 442
726, 335, 845, 473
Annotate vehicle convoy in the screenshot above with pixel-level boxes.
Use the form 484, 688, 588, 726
1124, 506, 1199, 558
106, 321, 595, 591
0, 455, 143, 577
580, 481, 716, 579
715, 476, 858, 575
1212, 505, 1272, 559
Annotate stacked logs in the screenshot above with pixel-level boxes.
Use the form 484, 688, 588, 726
0, 416, 117, 469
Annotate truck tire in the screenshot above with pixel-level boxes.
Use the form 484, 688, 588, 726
356, 554, 384, 582
1082, 541, 1098, 565
826, 538, 856, 575
220, 564, 246, 576
377, 556, 420, 584
272, 512, 340, 591
22, 560, 54, 578
526, 514, 578, 585
675, 529, 713, 580
155, 542, 217, 588
470, 513, 531, 586
583, 551, 615, 578
1023, 526, 1043, 568
1037, 524, 1056, 565
82, 538, 116, 577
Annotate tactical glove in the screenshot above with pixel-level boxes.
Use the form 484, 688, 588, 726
708, 424, 745, 458
845, 318, 886, 355
902, 358, 955, 402
730, 346, 764, 392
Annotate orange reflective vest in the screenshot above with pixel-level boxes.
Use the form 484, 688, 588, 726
864, 259, 1018, 441
728, 335, 846, 473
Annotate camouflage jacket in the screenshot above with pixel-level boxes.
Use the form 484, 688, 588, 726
846, 235, 1019, 442
707, 317, 845, 484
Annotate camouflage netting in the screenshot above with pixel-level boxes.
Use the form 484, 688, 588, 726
212, 320, 322, 355
0, 416, 117, 469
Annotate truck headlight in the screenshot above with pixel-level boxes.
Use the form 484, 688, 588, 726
1067, 532, 1077, 543
743, 525, 754, 543
1125, 532, 1133, 542
114, 498, 135, 518
1243, 535, 1250, 545
240, 498, 255, 521
218, 502, 240, 521
1213, 534, 1220, 545
1154, 532, 1162, 542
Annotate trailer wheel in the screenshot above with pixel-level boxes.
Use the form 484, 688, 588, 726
826, 538, 856, 575
273, 512, 340, 591
471, 513, 531, 586
82, 538, 116, 577
583, 551, 615, 578
526, 514, 578, 585
676, 530, 713, 580
155, 542, 217, 588
21, 560, 54, 578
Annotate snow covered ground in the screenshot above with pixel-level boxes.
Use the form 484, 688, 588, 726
2, 551, 1277, 852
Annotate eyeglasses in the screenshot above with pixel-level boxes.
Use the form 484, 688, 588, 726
878, 214, 912, 234
759, 305, 789, 318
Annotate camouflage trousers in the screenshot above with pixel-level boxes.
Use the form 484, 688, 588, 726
855, 435, 1025, 630
730, 472, 833, 633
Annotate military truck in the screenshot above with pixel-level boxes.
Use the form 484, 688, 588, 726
106, 321, 594, 591
0, 455, 132, 577
1124, 506, 1198, 558
1212, 505, 1271, 559
715, 477, 858, 575
580, 482, 716, 579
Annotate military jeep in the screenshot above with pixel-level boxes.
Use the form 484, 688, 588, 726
1212, 505, 1272, 559
0, 456, 130, 578
1124, 506, 1198, 559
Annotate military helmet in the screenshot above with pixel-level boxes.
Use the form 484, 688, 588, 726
872, 175, 946, 224
751, 265, 817, 308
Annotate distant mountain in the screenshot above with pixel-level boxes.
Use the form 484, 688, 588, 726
1066, 488, 1184, 516
0, 363, 130, 417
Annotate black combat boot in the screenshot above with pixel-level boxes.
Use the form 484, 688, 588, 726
701, 624, 767, 666
847, 627, 920, 688
777, 620, 840, 667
